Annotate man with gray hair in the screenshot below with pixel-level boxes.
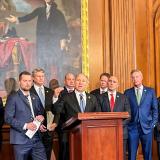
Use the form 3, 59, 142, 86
30, 68, 58, 160
124, 69, 158, 160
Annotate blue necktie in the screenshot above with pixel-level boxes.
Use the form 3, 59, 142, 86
79, 94, 85, 112
39, 87, 45, 107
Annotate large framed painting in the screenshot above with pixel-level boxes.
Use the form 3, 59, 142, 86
0, 0, 88, 96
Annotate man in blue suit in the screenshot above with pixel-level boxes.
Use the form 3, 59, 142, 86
5, 71, 47, 160
124, 69, 158, 160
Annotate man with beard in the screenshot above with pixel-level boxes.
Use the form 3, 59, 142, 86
5, 71, 47, 160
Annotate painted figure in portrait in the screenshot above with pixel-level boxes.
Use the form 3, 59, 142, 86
0, 0, 81, 95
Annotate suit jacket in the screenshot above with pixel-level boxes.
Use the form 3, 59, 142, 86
154, 97, 160, 141
99, 92, 131, 139
18, 3, 68, 58
90, 88, 101, 96
55, 91, 101, 122
30, 86, 58, 125
5, 90, 43, 144
124, 86, 158, 134
0, 97, 4, 128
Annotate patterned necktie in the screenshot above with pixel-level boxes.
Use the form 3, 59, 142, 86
79, 94, 85, 112
39, 87, 45, 107
110, 94, 115, 111
136, 88, 141, 105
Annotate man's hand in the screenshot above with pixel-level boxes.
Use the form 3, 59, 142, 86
54, 87, 64, 98
35, 115, 44, 123
39, 124, 47, 132
5, 15, 18, 23
47, 123, 57, 131
60, 39, 68, 51
26, 122, 37, 131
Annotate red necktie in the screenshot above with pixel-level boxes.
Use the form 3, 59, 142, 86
110, 94, 115, 111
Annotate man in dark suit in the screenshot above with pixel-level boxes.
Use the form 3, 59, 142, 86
53, 72, 75, 160
0, 97, 4, 150
124, 69, 158, 160
6, 0, 68, 80
5, 71, 47, 160
154, 97, 160, 159
54, 73, 101, 160
98, 76, 131, 160
90, 72, 110, 98
30, 68, 58, 160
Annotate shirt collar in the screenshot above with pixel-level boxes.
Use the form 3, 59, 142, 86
100, 88, 108, 93
75, 89, 85, 96
134, 85, 143, 91
107, 90, 116, 95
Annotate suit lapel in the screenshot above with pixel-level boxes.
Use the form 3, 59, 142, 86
139, 87, 147, 105
85, 93, 92, 112
103, 93, 111, 111
130, 87, 139, 106
72, 92, 81, 112
114, 93, 120, 111
18, 90, 31, 110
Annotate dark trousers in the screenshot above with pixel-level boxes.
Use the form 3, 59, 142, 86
41, 131, 53, 160
58, 132, 69, 160
128, 124, 152, 160
123, 139, 127, 160
13, 137, 47, 160
157, 142, 160, 160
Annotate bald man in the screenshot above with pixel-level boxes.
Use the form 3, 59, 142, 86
98, 76, 131, 160
54, 73, 101, 160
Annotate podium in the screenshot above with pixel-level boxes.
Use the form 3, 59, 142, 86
63, 112, 129, 160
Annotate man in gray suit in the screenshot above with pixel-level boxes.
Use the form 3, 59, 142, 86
98, 75, 131, 160
5, 71, 47, 160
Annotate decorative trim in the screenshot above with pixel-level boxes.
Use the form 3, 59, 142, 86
81, 0, 89, 78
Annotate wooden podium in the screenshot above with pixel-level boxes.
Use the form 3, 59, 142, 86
63, 112, 129, 160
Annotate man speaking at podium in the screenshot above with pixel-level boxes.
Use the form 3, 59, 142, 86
53, 73, 101, 160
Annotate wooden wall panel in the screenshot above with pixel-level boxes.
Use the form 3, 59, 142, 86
88, 0, 105, 90
109, 0, 136, 91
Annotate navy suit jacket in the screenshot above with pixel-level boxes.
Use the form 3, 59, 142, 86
98, 92, 131, 139
5, 90, 43, 144
124, 86, 158, 134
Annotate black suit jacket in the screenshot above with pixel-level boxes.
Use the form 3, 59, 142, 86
55, 91, 101, 122
30, 86, 58, 125
90, 88, 101, 96
18, 3, 68, 58
99, 92, 131, 139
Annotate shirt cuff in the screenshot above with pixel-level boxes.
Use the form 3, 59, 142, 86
23, 123, 27, 130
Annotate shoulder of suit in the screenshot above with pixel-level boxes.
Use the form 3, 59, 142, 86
90, 88, 100, 94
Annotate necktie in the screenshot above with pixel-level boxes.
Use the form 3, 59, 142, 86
136, 88, 141, 105
25, 95, 35, 118
46, 6, 50, 19
39, 87, 45, 107
79, 94, 85, 112
110, 94, 115, 111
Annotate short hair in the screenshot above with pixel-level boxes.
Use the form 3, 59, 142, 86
32, 68, 45, 77
100, 72, 110, 79
19, 71, 31, 80
130, 69, 142, 76
64, 73, 75, 80
49, 79, 59, 90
